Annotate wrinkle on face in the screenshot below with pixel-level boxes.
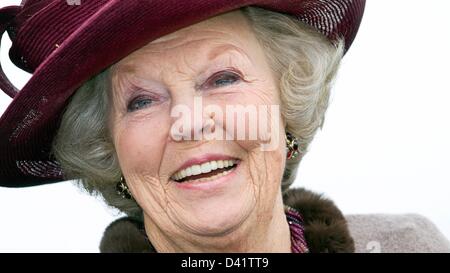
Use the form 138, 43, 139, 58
108, 10, 287, 250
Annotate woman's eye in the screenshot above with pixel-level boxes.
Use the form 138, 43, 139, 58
127, 97, 153, 112
205, 71, 241, 89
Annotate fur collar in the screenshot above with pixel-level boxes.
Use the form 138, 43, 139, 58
99, 187, 355, 253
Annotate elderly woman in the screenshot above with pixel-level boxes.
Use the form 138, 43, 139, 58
1, 0, 449, 253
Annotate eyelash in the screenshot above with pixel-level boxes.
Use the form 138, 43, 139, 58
127, 94, 155, 112
127, 70, 242, 112
201, 70, 242, 90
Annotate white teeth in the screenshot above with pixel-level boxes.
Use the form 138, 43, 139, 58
210, 161, 218, 170
186, 167, 192, 176
201, 162, 211, 173
171, 159, 238, 181
217, 160, 224, 168
191, 165, 202, 176
188, 168, 233, 183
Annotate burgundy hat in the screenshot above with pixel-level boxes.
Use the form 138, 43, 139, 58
0, 0, 366, 187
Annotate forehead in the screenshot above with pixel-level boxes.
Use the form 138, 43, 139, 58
112, 10, 257, 73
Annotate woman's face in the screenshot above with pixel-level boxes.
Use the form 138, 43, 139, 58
110, 10, 286, 238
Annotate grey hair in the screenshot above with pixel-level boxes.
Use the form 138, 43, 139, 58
241, 7, 344, 191
52, 69, 142, 217
52, 6, 344, 216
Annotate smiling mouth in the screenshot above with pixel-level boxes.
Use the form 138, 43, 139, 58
171, 159, 239, 183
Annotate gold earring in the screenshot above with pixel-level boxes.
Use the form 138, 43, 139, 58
116, 176, 132, 199
286, 132, 300, 160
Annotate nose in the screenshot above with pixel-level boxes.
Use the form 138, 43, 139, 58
169, 95, 215, 142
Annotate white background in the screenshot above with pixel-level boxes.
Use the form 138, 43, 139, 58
1, 0, 449, 252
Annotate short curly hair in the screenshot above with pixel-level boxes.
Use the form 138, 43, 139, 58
52, 6, 344, 217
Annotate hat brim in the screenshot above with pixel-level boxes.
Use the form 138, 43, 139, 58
0, 0, 365, 187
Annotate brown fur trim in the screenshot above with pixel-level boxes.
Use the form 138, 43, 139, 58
99, 217, 155, 253
283, 188, 355, 253
100, 187, 354, 252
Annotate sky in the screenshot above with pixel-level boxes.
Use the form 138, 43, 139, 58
1, 0, 449, 252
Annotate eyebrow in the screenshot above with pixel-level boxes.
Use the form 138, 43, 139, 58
207, 44, 251, 62
113, 43, 252, 92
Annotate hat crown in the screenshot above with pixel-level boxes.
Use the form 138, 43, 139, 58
7, 0, 107, 73
5, 0, 366, 75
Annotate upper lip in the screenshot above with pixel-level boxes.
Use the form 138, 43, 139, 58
171, 153, 239, 178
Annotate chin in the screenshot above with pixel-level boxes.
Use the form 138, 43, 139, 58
168, 160, 257, 236
181, 195, 255, 236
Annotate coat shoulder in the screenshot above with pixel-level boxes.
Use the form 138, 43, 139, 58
346, 213, 450, 253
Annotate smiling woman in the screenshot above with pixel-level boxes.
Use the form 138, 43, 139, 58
2, 0, 449, 253
52, 7, 345, 252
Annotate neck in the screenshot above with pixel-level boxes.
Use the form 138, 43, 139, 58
144, 191, 291, 252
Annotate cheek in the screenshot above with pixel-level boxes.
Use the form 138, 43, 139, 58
113, 114, 169, 178
237, 85, 285, 189
208, 83, 285, 189
220, 84, 282, 154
